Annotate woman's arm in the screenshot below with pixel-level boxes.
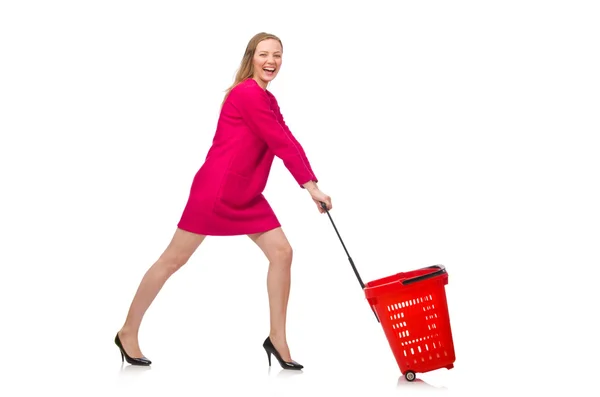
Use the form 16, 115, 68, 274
229, 84, 318, 188
266, 92, 331, 212
267, 94, 318, 182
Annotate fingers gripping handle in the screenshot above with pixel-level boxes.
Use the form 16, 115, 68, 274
319, 202, 380, 323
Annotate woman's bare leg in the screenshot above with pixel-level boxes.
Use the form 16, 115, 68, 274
117, 228, 206, 358
248, 227, 295, 362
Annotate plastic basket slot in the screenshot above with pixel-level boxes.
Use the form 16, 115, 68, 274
393, 321, 406, 330
393, 321, 407, 330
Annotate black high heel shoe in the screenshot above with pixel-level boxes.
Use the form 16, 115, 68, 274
263, 337, 303, 370
115, 333, 152, 366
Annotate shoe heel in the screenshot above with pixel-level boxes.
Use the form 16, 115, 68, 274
115, 332, 152, 366
262, 336, 303, 370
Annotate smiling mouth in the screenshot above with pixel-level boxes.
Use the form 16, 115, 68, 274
263, 68, 276, 73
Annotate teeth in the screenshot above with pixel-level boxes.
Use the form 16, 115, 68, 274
264, 68, 275, 72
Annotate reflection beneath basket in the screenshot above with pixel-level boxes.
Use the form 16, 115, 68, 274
120, 362, 152, 375
268, 366, 304, 378
396, 376, 447, 390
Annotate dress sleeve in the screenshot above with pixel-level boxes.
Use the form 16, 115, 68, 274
267, 94, 318, 183
230, 84, 318, 188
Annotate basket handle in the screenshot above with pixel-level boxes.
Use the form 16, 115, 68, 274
320, 201, 380, 323
401, 265, 447, 285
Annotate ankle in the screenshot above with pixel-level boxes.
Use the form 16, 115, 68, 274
119, 326, 139, 338
269, 332, 287, 343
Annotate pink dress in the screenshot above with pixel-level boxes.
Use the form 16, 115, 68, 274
177, 78, 318, 236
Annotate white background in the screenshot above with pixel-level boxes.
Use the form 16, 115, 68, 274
1, 0, 599, 396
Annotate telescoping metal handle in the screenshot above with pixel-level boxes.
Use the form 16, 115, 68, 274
319, 201, 380, 323
401, 265, 447, 285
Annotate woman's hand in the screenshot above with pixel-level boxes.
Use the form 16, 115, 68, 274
303, 181, 332, 214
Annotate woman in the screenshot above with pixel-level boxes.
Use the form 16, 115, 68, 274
114, 32, 332, 371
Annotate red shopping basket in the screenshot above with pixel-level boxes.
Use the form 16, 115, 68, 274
364, 265, 455, 380
320, 203, 456, 381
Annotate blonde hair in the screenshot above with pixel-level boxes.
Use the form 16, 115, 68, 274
221, 32, 283, 107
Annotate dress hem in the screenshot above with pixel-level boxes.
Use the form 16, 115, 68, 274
176, 221, 282, 237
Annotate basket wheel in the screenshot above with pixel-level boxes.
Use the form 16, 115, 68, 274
405, 371, 416, 382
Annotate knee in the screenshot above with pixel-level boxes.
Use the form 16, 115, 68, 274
271, 244, 293, 266
157, 253, 189, 274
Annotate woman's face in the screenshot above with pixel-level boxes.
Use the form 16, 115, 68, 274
252, 39, 282, 87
